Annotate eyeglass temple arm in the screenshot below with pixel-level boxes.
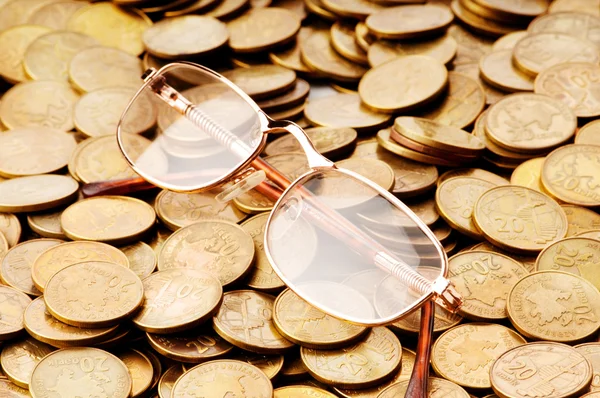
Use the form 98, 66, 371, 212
406, 301, 435, 398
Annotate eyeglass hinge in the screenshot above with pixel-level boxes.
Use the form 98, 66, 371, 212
431, 277, 463, 313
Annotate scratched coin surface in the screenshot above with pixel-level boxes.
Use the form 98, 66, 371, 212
29, 347, 133, 398
146, 330, 233, 363
574, 343, 600, 393
432, 323, 526, 389
490, 342, 593, 398
367, 32, 457, 67
0, 337, 54, 388
301, 327, 402, 389
507, 271, 600, 342
0, 286, 31, 341
0, 175, 79, 214
133, 268, 222, 334
227, 8, 300, 53
365, 4, 454, 39
377, 377, 470, 398
116, 349, 153, 398
158, 220, 255, 287
0, 24, 51, 84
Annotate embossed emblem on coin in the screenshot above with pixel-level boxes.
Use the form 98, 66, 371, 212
1, 337, 54, 388
0, 286, 32, 341
147, 330, 233, 363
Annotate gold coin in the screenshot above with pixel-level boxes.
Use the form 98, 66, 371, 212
320, 0, 384, 19
492, 30, 528, 51
68, 46, 143, 93
23, 297, 119, 348
529, 11, 600, 48
574, 343, 600, 392
330, 22, 368, 66
359, 55, 448, 113
27, 209, 66, 240
300, 30, 367, 82
365, 4, 453, 40
301, 327, 402, 389
0, 377, 32, 398
266, 126, 357, 159
470, 239, 537, 273
0, 285, 31, 341
0, 0, 57, 31
161, 0, 222, 17
227, 8, 300, 53
67, 2, 151, 56
473, 110, 531, 163
74, 87, 157, 138
267, 102, 305, 120
304, 0, 337, 20
479, 50, 534, 92
453, 62, 506, 105
0, 25, 51, 84
510, 157, 545, 192
44, 261, 144, 328
448, 24, 493, 66
147, 330, 234, 363
32, 241, 129, 293
0, 213, 21, 248
432, 323, 526, 390
232, 351, 284, 380
561, 205, 600, 237
30, 347, 132, 398
377, 377, 470, 398
1, 239, 62, 296
577, 229, 600, 240
367, 33, 457, 67
172, 360, 273, 398
542, 144, 600, 206
438, 168, 509, 186
0, 232, 8, 261
115, 349, 153, 398
507, 270, 600, 342
205, 0, 249, 18
485, 93, 577, 153
448, 251, 528, 320
467, 0, 547, 21
0, 337, 54, 389
149, 225, 172, 256
257, 78, 311, 113
577, 120, 600, 145
0, 80, 79, 131
305, 93, 391, 133
275, 386, 338, 397
28, 1, 88, 30
450, 0, 518, 38
269, 26, 315, 74
549, 0, 600, 15
0, 175, 78, 214
389, 295, 462, 335
436, 176, 497, 239
133, 268, 222, 334
213, 290, 294, 354
223, 65, 297, 99
233, 188, 276, 214
490, 342, 593, 398
119, 241, 157, 279
280, 350, 309, 380
158, 365, 185, 398
582, 393, 600, 398
61, 196, 156, 245
337, 157, 395, 191
355, 22, 375, 52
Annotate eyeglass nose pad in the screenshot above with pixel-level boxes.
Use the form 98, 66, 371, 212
215, 169, 267, 203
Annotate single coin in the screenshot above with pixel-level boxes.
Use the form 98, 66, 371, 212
577, 119, 600, 145
68, 46, 143, 93
578, 229, 600, 240
280, 351, 309, 380
266, 127, 357, 159
492, 30, 528, 51
359, 55, 447, 113
301, 327, 402, 389
453, 62, 506, 105
549, 0, 600, 15
436, 176, 497, 239
574, 343, 600, 392
490, 342, 593, 398
28, 1, 88, 30
0, 25, 51, 84
473, 111, 532, 164
67, 2, 151, 56
508, 270, 600, 342
0, 337, 54, 388
368, 33, 457, 67
232, 351, 284, 380
438, 168, 509, 186
233, 188, 276, 214
510, 157, 545, 192
336, 157, 395, 191
23, 297, 119, 348
305, 93, 391, 133
213, 290, 294, 354
119, 242, 157, 279
480, 50, 534, 92
448, 24, 493, 66
0, 175, 78, 214
0, 214, 21, 248
378, 377, 470, 398
528, 11, 600, 48
158, 365, 185, 398
61, 196, 156, 245
30, 347, 132, 398
257, 79, 311, 113
450, 0, 518, 38
32, 241, 129, 293
172, 360, 273, 398
0, 239, 62, 296
227, 8, 300, 53
0, 80, 79, 131
432, 323, 526, 390
44, 261, 144, 328
223, 65, 296, 99
330, 22, 368, 66
275, 386, 337, 397
485, 93, 577, 153
366, 4, 453, 40
562, 205, 600, 237
158, 220, 255, 287
147, 330, 233, 363
0, 286, 31, 341
542, 144, 600, 206
269, 26, 314, 74
448, 251, 528, 320
0, 378, 29, 398
320, 0, 384, 19
115, 349, 153, 398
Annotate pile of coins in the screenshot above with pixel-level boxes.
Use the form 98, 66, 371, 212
1, 0, 600, 397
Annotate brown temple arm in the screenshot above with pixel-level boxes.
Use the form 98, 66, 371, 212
405, 301, 434, 398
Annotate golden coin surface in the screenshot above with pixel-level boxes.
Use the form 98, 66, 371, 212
485, 93, 577, 153
275, 385, 338, 398
68, 46, 143, 93
269, 26, 314, 74
365, 4, 453, 39
67, 2, 150, 55
257, 78, 310, 113
301, 327, 402, 389
368, 33, 457, 67
273, 288, 368, 349
359, 55, 448, 113
266, 127, 357, 159
205, 0, 249, 18
330, 22, 368, 66
158, 220, 255, 287
436, 176, 497, 239
171, 360, 273, 398
61, 196, 156, 245
158, 365, 185, 398
450, 0, 518, 37
0, 378, 29, 398
0, 0, 58, 31
492, 30, 528, 51
576, 120, 600, 145
562, 205, 600, 236
513, 33, 600, 76
453, 62, 506, 105
438, 168, 509, 186
305, 93, 391, 133
133, 269, 222, 334
510, 157, 545, 192
28, 1, 88, 30
30, 347, 132, 398
321, 0, 384, 19
448, 24, 493, 66
507, 270, 600, 342
227, 8, 300, 53
479, 50, 534, 92
32, 241, 129, 293
336, 157, 395, 191
223, 65, 296, 99
528, 11, 600, 48
213, 290, 294, 354
490, 342, 592, 398
44, 261, 144, 328
549, 0, 600, 15
0, 213, 21, 248
377, 377, 470, 398
0, 175, 78, 214
432, 323, 526, 389
574, 343, 600, 392
74, 87, 157, 138
1, 239, 62, 296
0, 337, 54, 388
120, 242, 157, 279
116, 349, 153, 398
0, 80, 79, 131
232, 351, 284, 379
0, 286, 31, 341
147, 331, 233, 363
542, 144, 600, 206
534, 62, 600, 117
0, 25, 51, 84
0, 232, 9, 263
233, 188, 276, 214
578, 229, 600, 240
24, 297, 119, 348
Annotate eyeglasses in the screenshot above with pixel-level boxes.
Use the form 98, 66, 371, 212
112, 61, 462, 397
